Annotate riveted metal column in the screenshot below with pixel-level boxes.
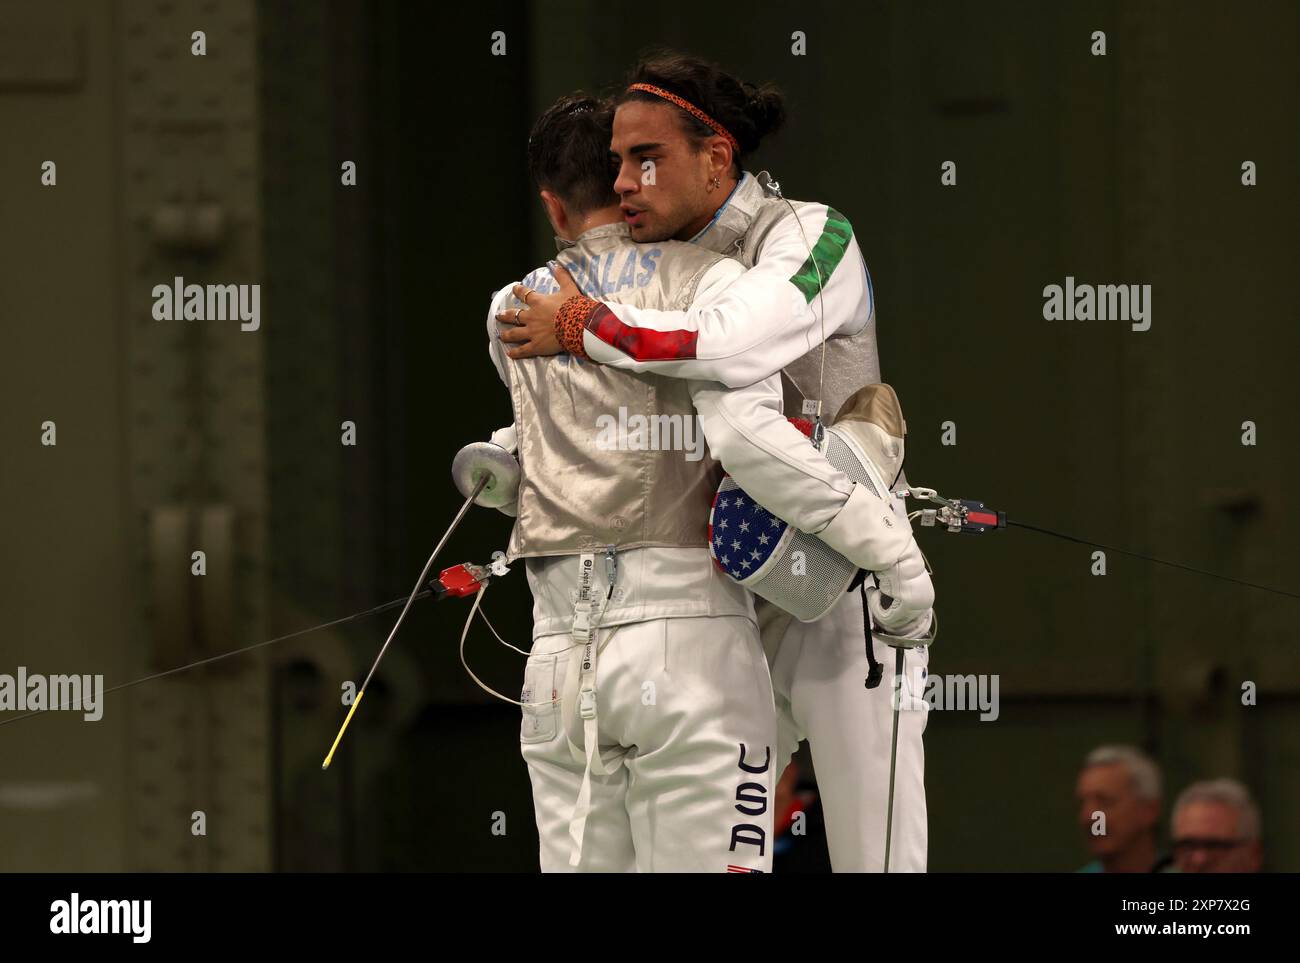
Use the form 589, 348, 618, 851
117, 0, 269, 872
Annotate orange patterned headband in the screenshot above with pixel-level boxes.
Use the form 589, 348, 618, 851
626, 83, 740, 154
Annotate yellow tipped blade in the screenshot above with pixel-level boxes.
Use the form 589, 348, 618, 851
321, 689, 365, 770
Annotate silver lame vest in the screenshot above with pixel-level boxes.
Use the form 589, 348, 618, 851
695, 171, 881, 420
500, 222, 729, 562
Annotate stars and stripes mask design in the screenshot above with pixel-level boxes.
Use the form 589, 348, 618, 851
707, 477, 796, 584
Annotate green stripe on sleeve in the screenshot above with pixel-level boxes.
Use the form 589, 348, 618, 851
788, 207, 852, 303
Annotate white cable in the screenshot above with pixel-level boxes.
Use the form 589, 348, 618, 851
458, 583, 622, 706
458, 585, 553, 708
476, 603, 531, 656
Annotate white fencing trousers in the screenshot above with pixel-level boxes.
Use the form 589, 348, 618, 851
519, 614, 777, 873
760, 587, 930, 872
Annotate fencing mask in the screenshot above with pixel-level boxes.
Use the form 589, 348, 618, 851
707, 382, 910, 623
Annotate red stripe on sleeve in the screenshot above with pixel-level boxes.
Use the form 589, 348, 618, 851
586, 304, 699, 361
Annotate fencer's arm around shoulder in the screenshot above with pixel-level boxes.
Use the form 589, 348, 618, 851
580, 208, 871, 386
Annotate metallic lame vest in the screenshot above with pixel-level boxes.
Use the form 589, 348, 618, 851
501, 222, 727, 562
695, 171, 881, 420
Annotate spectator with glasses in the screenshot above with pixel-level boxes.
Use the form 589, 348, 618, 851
1171, 779, 1263, 873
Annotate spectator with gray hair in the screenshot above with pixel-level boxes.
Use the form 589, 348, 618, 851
1171, 779, 1263, 873
1075, 745, 1173, 872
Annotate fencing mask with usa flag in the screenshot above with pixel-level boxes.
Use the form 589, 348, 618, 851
707, 382, 918, 626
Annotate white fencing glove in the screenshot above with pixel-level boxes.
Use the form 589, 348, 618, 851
866, 513, 934, 641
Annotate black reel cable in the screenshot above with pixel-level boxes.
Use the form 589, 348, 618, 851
1006, 518, 1299, 601
0, 590, 430, 729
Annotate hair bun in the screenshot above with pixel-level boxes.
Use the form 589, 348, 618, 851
742, 82, 787, 141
